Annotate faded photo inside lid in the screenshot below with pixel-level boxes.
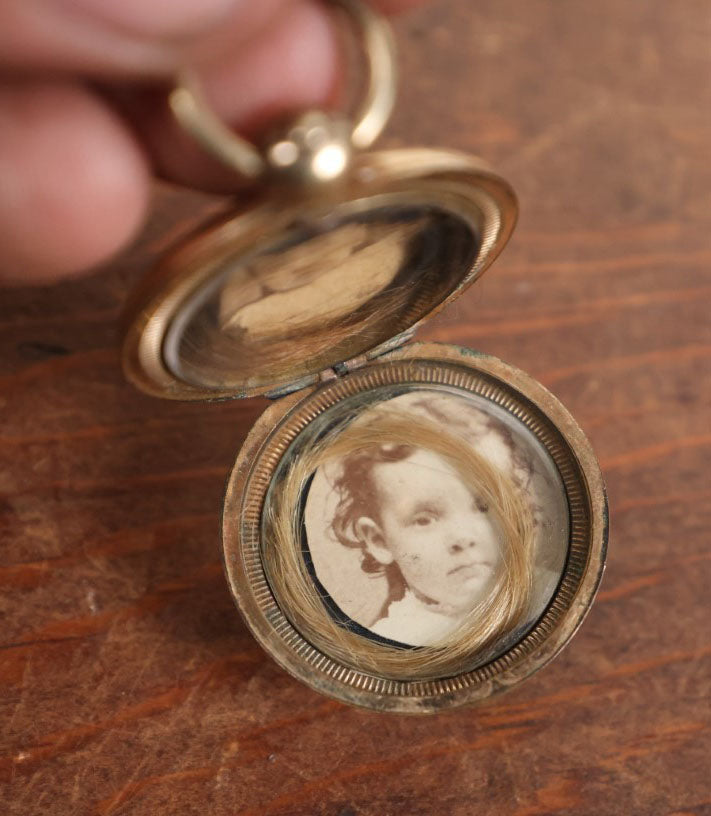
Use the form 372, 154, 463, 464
121, 150, 517, 401
162, 200, 479, 392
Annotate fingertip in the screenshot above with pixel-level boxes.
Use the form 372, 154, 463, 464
203, 0, 340, 133
0, 81, 151, 285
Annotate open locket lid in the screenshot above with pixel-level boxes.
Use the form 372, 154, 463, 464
121, 149, 516, 401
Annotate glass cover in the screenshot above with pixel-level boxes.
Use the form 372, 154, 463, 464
162, 201, 479, 392
263, 383, 569, 670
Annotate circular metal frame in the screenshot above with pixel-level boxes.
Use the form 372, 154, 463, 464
121, 148, 517, 401
221, 343, 608, 714
169, 0, 397, 180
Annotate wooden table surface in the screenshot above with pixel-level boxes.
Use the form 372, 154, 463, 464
2, 1, 710, 813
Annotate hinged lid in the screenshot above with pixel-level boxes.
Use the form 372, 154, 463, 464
121, 148, 517, 401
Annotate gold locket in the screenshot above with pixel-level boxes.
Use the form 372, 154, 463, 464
122, 0, 607, 714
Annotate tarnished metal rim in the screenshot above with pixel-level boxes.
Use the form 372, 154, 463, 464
221, 343, 607, 714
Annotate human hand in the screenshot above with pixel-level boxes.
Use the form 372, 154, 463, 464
0, 0, 424, 285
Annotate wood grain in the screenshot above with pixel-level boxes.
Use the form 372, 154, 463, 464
2, 1, 710, 813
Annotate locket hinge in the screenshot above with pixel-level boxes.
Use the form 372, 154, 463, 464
319, 326, 417, 383
319, 354, 369, 382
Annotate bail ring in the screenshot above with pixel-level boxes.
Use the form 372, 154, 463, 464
168, 0, 398, 182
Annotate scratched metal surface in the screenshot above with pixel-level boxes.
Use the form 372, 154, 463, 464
2, 1, 711, 813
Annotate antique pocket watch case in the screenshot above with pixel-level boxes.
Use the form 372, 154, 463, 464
121, 2, 607, 714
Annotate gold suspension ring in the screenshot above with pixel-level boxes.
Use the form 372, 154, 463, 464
168, 0, 398, 184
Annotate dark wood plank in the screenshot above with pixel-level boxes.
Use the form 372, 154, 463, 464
2, 1, 710, 813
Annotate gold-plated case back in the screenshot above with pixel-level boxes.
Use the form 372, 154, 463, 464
121, 149, 516, 401
222, 342, 608, 714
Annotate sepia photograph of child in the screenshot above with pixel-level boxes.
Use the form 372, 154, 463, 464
329, 442, 503, 644
304, 391, 569, 650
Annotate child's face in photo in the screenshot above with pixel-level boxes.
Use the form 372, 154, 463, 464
357, 448, 502, 614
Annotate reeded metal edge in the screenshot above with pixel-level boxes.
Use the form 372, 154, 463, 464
221, 342, 608, 714
121, 148, 517, 402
